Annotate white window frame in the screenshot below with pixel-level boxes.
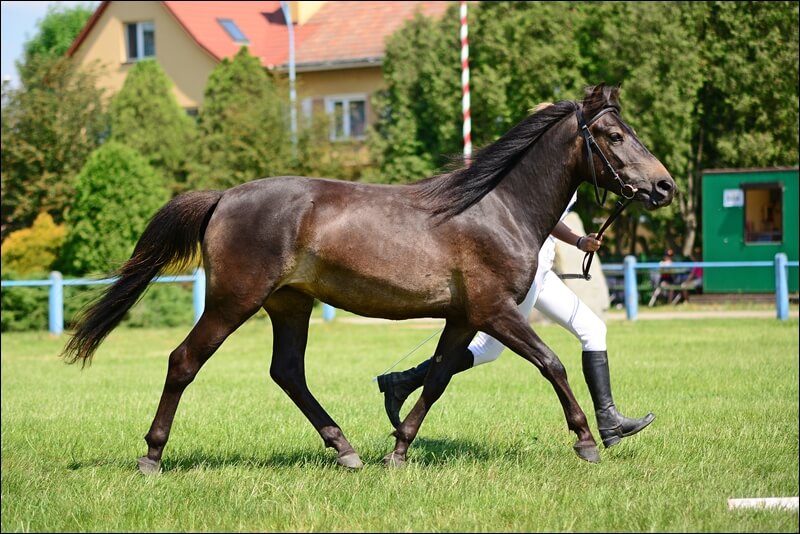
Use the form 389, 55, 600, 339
301, 97, 313, 125
125, 21, 155, 62
324, 94, 367, 141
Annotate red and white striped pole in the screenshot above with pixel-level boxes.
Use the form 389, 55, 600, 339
460, 0, 471, 163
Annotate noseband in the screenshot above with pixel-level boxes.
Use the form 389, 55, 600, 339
560, 107, 638, 281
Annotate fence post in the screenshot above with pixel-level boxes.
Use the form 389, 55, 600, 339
193, 267, 205, 325
624, 255, 638, 320
775, 253, 789, 321
322, 303, 336, 321
48, 271, 63, 336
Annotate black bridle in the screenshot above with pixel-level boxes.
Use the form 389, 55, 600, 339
559, 107, 638, 281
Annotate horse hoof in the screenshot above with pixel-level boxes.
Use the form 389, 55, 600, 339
382, 452, 406, 468
573, 444, 601, 464
137, 456, 161, 475
336, 451, 364, 469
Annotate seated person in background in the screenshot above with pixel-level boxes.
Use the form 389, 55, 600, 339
659, 249, 677, 303
649, 249, 676, 306
679, 249, 703, 303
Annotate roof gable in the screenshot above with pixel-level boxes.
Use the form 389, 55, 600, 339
162, 1, 290, 67
68, 1, 450, 69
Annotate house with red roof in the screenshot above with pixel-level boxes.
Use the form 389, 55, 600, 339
67, 1, 450, 142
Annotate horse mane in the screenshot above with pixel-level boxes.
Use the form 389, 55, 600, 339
411, 98, 579, 219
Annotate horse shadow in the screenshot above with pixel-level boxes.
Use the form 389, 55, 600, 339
65, 436, 536, 472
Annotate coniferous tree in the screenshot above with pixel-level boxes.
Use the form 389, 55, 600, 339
16, 3, 94, 86
1, 57, 107, 241
189, 47, 293, 190
60, 142, 170, 275
109, 60, 197, 193
1, 3, 105, 241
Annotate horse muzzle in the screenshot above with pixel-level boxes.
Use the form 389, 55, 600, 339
636, 175, 676, 210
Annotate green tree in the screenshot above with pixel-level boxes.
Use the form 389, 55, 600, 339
367, 2, 585, 184
578, 1, 706, 257
369, 1, 799, 257
60, 142, 170, 275
366, 6, 460, 184
110, 60, 197, 193
1, 56, 107, 241
17, 3, 95, 86
189, 47, 292, 190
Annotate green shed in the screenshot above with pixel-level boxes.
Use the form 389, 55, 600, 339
701, 167, 798, 293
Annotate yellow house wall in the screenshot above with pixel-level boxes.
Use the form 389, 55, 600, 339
70, 0, 388, 151
70, 1, 217, 108
297, 66, 384, 99
296, 66, 384, 124
290, 1, 326, 25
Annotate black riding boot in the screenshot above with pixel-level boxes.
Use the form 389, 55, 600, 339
582, 350, 655, 448
377, 348, 474, 429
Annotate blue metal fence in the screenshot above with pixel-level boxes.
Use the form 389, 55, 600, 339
2, 254, 796, 335
604, 253, 798, 320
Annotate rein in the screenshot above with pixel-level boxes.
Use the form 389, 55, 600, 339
559, 107, 637, 281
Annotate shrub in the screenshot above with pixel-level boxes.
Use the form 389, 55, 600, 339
1, 212, 66, 275
0, 270, 49, 332
122, 283, 194, 328
59, 142, 170, 276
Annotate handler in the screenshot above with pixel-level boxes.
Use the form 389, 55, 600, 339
377, 190, 655, 449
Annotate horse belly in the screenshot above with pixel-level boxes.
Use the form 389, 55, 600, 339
286, 246, 455, 320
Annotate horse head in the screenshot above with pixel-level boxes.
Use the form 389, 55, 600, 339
579, 84, 676, 210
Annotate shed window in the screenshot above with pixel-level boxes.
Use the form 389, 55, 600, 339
743, 182, 783, 243
125, 21, 155, 61
218, 19, 249, 43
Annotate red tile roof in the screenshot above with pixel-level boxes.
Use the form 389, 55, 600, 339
291, 1, 451, 68
162, 1, 289, 67
68, 1, 451, 70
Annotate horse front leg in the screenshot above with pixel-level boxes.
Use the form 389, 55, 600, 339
479, 305, 600, 463
265, 288, 363, 469
383, 322, 476, 468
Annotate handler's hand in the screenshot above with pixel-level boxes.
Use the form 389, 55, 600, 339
577, 233, 602, 253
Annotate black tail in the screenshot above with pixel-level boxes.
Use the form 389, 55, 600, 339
62, 190, 223, 367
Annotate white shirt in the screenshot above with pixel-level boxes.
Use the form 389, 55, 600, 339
539, 192, 578, 272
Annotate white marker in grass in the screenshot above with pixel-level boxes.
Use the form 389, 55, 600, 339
728, 497, 798, 511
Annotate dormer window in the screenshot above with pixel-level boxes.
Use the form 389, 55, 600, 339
218, 19, 249, 44
125, 21, 155, 61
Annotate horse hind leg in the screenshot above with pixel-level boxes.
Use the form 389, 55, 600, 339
138, 298, 264, 475
384, 321, 476, 468
264, 288, 363, 469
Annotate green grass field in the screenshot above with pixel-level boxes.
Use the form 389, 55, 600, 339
2, 314, 798, 532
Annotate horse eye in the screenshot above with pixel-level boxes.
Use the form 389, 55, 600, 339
609, 132, 624, 143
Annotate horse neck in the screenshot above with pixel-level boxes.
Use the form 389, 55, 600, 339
492, 116, 583, 247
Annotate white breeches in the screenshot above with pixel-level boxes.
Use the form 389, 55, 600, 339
470, 269, 607, 366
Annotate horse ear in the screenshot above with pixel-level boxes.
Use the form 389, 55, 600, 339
587, 83, 606, 100
582, 83, 607, 119
608, 85, 621, 108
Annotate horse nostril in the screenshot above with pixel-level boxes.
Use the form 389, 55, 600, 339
658, 179, 674, 194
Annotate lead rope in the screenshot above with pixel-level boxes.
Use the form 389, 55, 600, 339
373, 326, 444, 378
558, 196, 633, 281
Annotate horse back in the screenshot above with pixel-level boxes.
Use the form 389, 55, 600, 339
202, 176, 536, 319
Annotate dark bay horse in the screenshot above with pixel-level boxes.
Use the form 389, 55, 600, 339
62, 84, 675, 473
